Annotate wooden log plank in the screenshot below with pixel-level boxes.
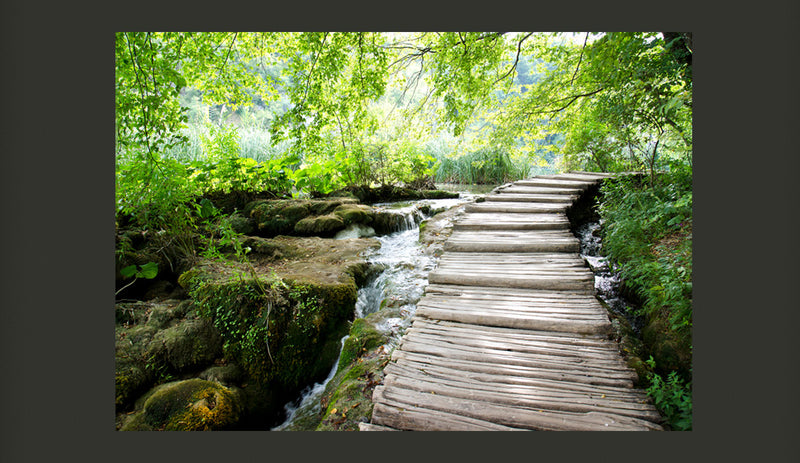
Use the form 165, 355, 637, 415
443, 241, 580, 253
418, 298, 606, 314
499, 186, 584, 195
421, 289, 603, 304
484, 193, 577, 203
370, 398, 524, 431
423, 283, 597, 299
381, 371, 662, 421
409, 318, 616, 349
404, 325, 621, 361
384, 358, 651, 401
514, 178, 596, 189
398, 332, 627, 370
466, 202, 570, 213
374, 385, 662, 431
390, 350, 634, 388
414, 310, 607, 326
428, 271, 593, 291
395, 338, 635, 380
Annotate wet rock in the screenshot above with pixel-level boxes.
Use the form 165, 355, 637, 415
227, 213, 255, 235
175, 237, 379, 424
200, 363, 244, 386
120, 379, 244, 431
115, 300, 224, 412
146, 317, 223, 373
245, 198, 359, 237
294, 213, 346, 236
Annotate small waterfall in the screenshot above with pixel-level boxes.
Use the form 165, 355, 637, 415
271, 196, 471, 430
575, 221, 643, 333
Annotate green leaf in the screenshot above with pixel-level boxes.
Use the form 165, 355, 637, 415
120, 265, 137, 278
139, 262, 159, 279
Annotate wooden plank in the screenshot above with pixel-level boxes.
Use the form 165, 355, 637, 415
498, 186, 584, 195
381, 371, 662, 422
514, 178, 596, 189
423, 283, 597, 300
383, 357, 650, 401
404, 325, 620, 361
370, 398, 524, 431
418, 297, 606, 313
409, 318, 616, 349
428, 271, 593, 291
398, 332, 627, 371
395, 338, 635, 381
484, 193, 577, 203
443, 240, 580, 253
466, 202, 569, 213
390, 350, 634, 388
413, 308, 611, 332
374, 385, 662, 431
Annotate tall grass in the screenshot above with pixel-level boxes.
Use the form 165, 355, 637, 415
164, 124, 290, 163
431, 147, 530, 184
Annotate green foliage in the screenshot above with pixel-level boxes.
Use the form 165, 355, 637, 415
645, 357, 692, 431
120, 262, 159, 280
599, 167, 693, 330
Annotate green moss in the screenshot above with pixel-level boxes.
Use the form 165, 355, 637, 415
294, 214, 346, 236
246, 199, 360, 237
333, 204, 374, 226
337, 318, 388, 373
147, 318, 223, 372
115, 362, 149, 409
227, 213, 254, 235
183, 265, 359, 404
124, 379, 243, 431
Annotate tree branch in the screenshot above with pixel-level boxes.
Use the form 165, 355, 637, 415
526, 87, 605, 115
494, 32, 533, 84
570, 32, 589, 85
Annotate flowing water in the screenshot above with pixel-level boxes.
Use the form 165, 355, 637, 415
271, 196, 475, 431
575, 221, 643, 333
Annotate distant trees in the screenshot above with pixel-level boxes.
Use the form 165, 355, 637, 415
115, 31, 692, 210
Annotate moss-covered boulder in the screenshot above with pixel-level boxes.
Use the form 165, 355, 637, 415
294, 213, 346, 236
333, 204, 374, 226
120, 379, 244, 431
115, 300, 224, 412
245, 198, 360, 237
147, 318, 223, 373
227, 212, 255, 235
315, 313, 392, 431
176, 236, 380, 424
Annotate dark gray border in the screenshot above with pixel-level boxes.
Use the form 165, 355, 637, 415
2, 0, 799, 461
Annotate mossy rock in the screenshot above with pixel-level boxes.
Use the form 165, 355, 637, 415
115, 361, 150, 410
227, 213, 255, 235
145, 299, 194, 329
337, 318, 388, 372
333, 204, 374, 226
146, 317, 223, 373
294, 213, 346, 236
121, 379, 244, 431
245, 199, 360, 237
200, 363, 244, 386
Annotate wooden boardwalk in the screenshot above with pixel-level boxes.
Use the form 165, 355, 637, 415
363, 172, 665, 431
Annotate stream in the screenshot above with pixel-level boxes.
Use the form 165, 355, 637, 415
271, 195, 476, 431
575, 221, 644, 333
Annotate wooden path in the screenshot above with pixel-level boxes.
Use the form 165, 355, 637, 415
363, 172, 665, 431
